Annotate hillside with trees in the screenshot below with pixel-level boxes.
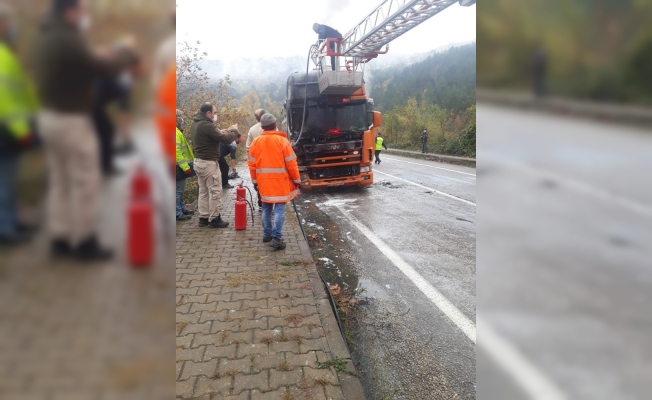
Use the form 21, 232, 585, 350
478, 0, 652, 103
368, 43, 476, 156
178, 42, 477, 159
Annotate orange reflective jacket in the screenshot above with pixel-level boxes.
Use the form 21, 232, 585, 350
155, 64, 176, 170
247, 130, 301, 203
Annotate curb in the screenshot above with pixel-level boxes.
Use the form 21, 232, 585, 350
384, 148, 476, 167
292, 204, 367, 400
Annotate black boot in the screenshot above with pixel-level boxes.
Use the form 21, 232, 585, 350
51, 238, 73, 258
208, 214, 229, 228
198, 218, 209, 227
74, 236, 113, 262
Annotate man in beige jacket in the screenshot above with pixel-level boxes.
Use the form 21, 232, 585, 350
246, 108, 265, 211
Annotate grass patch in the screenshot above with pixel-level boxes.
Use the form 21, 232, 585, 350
284, 314, 304, 327
313, 377, 331, 387
260, 336, 274, 345
227, 270, 291, 287
315, 356, 359, 377
279, 260, 301, 267
277, 332, 289, 342
281, 392, 295, 400
290, 335, 304, 345
176, 321, 188, 335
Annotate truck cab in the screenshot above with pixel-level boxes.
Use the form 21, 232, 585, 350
283, 71, 381, 189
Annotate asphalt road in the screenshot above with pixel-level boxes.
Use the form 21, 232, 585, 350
477, 103, 652, 400
295, 153, 476, 399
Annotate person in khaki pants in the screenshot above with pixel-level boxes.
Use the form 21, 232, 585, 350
189, 103, 238, 228
31, 0, 137, 261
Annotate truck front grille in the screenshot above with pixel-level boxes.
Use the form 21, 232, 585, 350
310, 165, 361, 180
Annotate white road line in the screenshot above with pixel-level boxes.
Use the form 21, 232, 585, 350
484, 155, 652, 218
326, 194, 476, 343
383, 157, 476, 177
478, 316, 567, 400
326, 195, 567, 400
375, 170, 476, 207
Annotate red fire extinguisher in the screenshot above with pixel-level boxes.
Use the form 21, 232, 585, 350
234, 182, 254, 230
128, 166, 154, 267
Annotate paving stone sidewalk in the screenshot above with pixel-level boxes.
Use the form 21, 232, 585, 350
176, 165, 365, 400
0, 123, 176, 400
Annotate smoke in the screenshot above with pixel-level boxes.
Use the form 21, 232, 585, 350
365, 66, 373, 98
322, 0, 349, 24
201, 56, 305, 82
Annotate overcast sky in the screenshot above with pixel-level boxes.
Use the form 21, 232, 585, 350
176, 0, 475, 60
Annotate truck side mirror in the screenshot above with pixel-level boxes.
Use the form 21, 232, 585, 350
373, 111, 382, 127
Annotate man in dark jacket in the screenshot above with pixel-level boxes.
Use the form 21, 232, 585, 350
31, 0, 137, 261
218, 134, 241, 190
420, 129, 428, 153
190, 103, 239, 228
532, 46, 547, 98
313, 23, 342, 71
92, 55, 141, 177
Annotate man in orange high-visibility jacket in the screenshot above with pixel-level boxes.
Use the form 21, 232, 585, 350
155, 63, 176, 173
247, 113, 300, 250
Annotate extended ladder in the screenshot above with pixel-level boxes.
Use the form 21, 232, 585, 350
312, 0, 476, 94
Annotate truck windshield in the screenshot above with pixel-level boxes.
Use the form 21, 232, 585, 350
290, 102, 367, 135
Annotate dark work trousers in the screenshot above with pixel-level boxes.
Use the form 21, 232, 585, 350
422, 140, 428, 153
217, 154, 229, 187
92, 77, 130, 176
374, 150, 381, 164
92, 110, 114, 175
329, 41, 337, 71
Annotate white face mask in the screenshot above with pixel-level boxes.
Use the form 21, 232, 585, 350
212, 114, 217, 122
78, 14, 92, 32
117, 71, 132, 88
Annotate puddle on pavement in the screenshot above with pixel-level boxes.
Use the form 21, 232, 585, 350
295, 193, 467, 399
295, 200, 361, 292
376, 180, 404, 189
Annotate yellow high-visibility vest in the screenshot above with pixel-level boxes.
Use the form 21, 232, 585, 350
375, 136, 384, 150
0, 43, 39, 140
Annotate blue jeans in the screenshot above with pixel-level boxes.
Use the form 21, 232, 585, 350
176, 178, 187, 217
0, 154, 19, 235
262, 202, 286, 239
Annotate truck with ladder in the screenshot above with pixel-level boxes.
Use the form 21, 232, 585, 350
282, 0, 476, 189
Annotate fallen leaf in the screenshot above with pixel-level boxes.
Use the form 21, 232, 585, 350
329, 284, 341, 296
339, 297, 349, 303
349, 298, 360, 307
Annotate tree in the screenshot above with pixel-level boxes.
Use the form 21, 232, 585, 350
175, 41, 248, 134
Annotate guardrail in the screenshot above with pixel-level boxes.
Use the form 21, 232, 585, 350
477, 89, 652, 125
384, 148, 476, 167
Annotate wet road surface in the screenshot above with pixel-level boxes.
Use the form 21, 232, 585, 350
477, 104, 652, 399
295, 154, 476, 399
